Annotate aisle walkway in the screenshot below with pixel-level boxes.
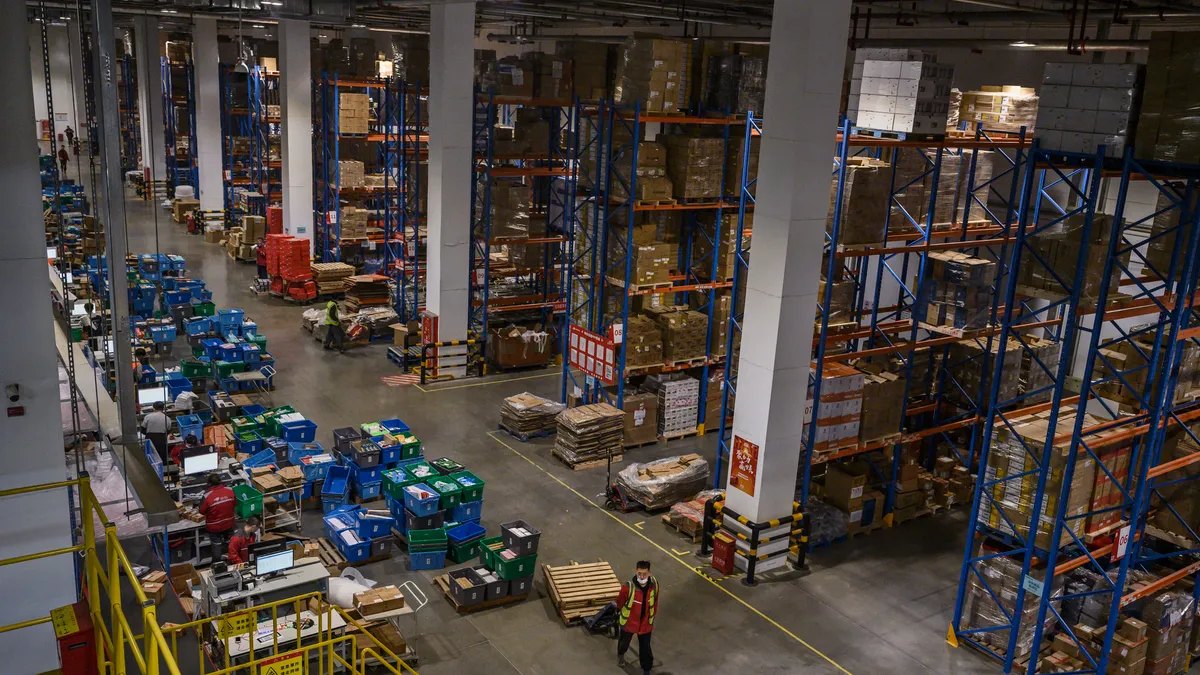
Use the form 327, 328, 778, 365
120, 196, 994, 675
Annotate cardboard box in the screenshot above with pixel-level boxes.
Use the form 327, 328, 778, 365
173, 199, 200, 223
141, 581, 167, 604
825, 462, 868, 512
622, 392, 659, 447
169, 563, 202, 595
354, 585, 405, 616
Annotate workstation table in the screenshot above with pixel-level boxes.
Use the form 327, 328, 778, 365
198, 556, 331, 619
215, 608, 348, 669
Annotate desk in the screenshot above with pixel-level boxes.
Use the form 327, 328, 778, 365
201, 557, 330, 618
221, 609, 346, 664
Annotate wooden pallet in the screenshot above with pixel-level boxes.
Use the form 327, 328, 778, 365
663, 357, 707, 368
543, 561, 622, 626
497, 424, 556, 442
659, 430, 700, 442
605, 276, 674, 292
551, 448, 623, 471
850, 127, 946, 142
635, 198, 677, 208
432, 575, 529, 613
315, 537, 348, 572
660, 514, 702, 543
918, 321, 993, 339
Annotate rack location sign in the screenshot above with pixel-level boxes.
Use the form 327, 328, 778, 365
258, 650, 303, 675
568, 324, 615, 385
730, 435, 760, 497
1113, 525, 1132, 561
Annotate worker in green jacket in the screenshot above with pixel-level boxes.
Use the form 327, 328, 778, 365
323, 300, 346, 353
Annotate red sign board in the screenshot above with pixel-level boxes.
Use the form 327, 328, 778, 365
421, 310, 439, 377
730, 435, 760, 497
568, 324, 616, 385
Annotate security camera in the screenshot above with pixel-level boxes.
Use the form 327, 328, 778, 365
6, 384, 19, 403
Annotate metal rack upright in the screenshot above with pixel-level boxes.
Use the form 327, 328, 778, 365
118, 53, 140, 172
162, 55, 197, 193
393, 81, 427, 322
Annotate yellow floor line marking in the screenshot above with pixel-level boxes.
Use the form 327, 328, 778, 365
671, 548, 690, 556
486, 431, 853, 675
413, 372, 556, 393
633, 521, 645, 530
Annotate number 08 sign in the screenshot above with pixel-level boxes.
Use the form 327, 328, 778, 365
568, 324, 616, 385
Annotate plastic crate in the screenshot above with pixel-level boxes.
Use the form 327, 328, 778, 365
395, 456, 426, 469
322, 465, 351, 500
213, 360, 240, 378
163, 290, 191, 306
472, 566, 509, 601
409, 550, 447, 571
180, 358, 209, 379
236, 431, 263, 455
217, 308, 245, 327
348, 440, 381, 469
493, 550, 537, 580
381, 468, 415, 501
150, 324, 177, 343
405, 462, 439, 483
376, 439, 401, 466
240, 448, 277, 469
380, 418, 409, 434
355, 510, 393, 539
184, 317, 211, 336
448, 568, 486, 606
241, 344, 262, 364
297, 453, 337, 482
508, 574, 534, 596
389, 432, 422, 461
448, 539, 483, 564
287, 441, 323, 465
234, 484, 263, 518
447, 521, 486, 546
347, 458, 383, 486
263, 436, 288, 462
402, 483, 441, 518
176, 414, 203, 442
192, 302, 215, 317
386, 495, 407, 528
427, 477, 463, 510
337, 534, 372, 563
242, 320, 258, 336
360, 422, 387, 438
477, 536, 504, 569
408, 527, 448, 551
501, 520, 542, 557
431, 457, 465, 475
356, 481, 382, 501
370, 536, 392, 558
322, 498, 346, 514
247, 333, 267, 350
405, 509, 445, 533
281, 419, 317, 443
332, 427, 362, 454
218, 343, 242, 362
450, 499, 483, 523
201, 338, 224, 360
450, 470, 485, 503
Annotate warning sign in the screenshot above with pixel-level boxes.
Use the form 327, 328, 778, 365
50, 604, 79, 638
730, 435, 760, 497
217, 612, 256, 639
257, 650, 303, 675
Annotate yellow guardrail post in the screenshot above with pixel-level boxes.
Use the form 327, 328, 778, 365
81, 477, 106, 675
106, 523, 124, 675
143, 604, 157, 675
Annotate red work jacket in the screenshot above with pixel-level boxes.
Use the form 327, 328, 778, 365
198, 485, 235, 533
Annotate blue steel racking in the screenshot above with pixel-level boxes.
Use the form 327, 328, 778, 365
118, 53, 140, 172
562, 101, 740, 423
161, 55, 198, 193
715, 116, 1032, 529
392, 82, 426, 322
469, 92, 573, 367
250, 67, 281, 204
219, 66, 258, 223
952, 147, 1200, 674
313, 75, 401, 264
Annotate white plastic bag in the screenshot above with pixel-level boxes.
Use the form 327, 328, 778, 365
326, 566, 376, 608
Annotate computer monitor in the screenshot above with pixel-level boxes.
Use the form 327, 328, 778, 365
181, 451, 218, 476
247, 540, 287, 563
137, 386, 169, 406
47, 247, 58, 261
71, 303, 88, 316
255, 549, 294, 577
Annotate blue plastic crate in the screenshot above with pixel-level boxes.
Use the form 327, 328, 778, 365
242, 404, 267, 417
380, 418, 410, 434
322, 465, 351, 499
356, 509, 392, 538
184, 317, 211, 336
195, 289, 213, 303
409, 550, 447, 571
322, 498, 346, 514
348, 459, 383, 486
163, 290, 191, 306
150, 324, 177, 343
176, 414, 203, 442
450, 499, 483, 523
385, 495, 406, 521
338, 536, 372, 563
236, 432, 264, 455
241, 344, 262, 364
219, 343, 242, 362
217, 308, 245, 327
402, 483, 441, 518
372, 436, 401, 465
302, 481, 314, 499
242, 321, 258, 336
281, 419, 317, 443
201, 338, 224, 360
446, 521, 486, 546
240, 447, 276, 468
287, 440, 323, 465
357, 481, 383, 501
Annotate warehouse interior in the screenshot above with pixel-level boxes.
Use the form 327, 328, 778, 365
7, 1, 1200, 674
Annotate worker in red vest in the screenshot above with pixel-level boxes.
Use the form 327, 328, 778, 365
226, 515, 261, 565
616, 560, 658, 674
197, 474, 235, 563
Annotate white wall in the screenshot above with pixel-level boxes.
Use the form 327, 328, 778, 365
4, 10, 76, 675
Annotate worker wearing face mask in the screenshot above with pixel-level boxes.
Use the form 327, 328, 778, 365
615, 560, 658, 674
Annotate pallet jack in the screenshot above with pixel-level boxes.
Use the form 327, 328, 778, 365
603, 451, 642, 513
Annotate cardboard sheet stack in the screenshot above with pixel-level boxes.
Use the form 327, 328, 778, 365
616, 454, 709, 510
553, 403, 624, 468
311, 262, 354, 295
343, 274, 390, 311
500, 392, 565, 439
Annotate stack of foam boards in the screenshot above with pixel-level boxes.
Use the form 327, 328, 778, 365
1035, 62, 1143, 157
846, 49, 954, 136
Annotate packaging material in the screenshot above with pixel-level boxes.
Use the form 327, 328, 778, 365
918, 251, 997, 331
817, 279, 856, 331
846, 49, 954, 136
1145, 189, 1200, 282
625, 313, 664, 369
612, 243, 672, 289
528, 52, 573, 100
489, 180, 533, 239
173, 199, 200, 224
487, 324, 552, 369
338, 93, 371, 135
553, 403, 624, 468
621, 391, 659, 447
829, 157, 890, 245
354, 585, 405, 616
958, 86, 1039, 134
1136, 31, 1200, 161
646, 307, 708, 364
958, 550, 1056, 661
704, 53, 766, 114
1016, 213, 1125, 308
614, 38, 688, 113
1037, 62, 1144, 157
808, 362, 864, 456
557, 40, 609, 100
338, 160, 365, 189
645, 373, 699, 437
496, 56, 533, 97
805, 498, 849, 547
616, 454, 709, 510
500, 392, 565, 438
853, 360, 906, 444
664, 135, 725, 201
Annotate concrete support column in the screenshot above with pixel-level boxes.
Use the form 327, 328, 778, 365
0, 6, 77, 672
727, 0, 853, 523
134, 15, 166, 179
193, 18, 223, 212
280, 19, 312, 243
427, 1, 475, 341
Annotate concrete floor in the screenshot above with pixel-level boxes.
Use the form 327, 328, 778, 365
114, 194, 1000, 675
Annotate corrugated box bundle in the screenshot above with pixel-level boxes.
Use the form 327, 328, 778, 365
363, 174, 388, 189
1137, 31, 1200, 161
489, 180, 533, 239
847, 49, 955, 136
1153, 424, 1200, 541
1017, 213, 1125, 307
528, 52, 573, 100
704, 53, 766, 114
616, 454, 708, 510
958, 553, 1048, 660
1088, 443, 1132, 536
829, 157, 890, 246
338, 93, 370, 135
808, 362, 864, 454
647, 307, 708, 364
617, 243, 672, 288
1145, 188, 1200, 281
621, 391, 659, 446
944, 337, 1021, 409
556, 40, 609, 100
725, 132, 760, 197
690, 212, 750, 281
339, 206, 369, 239
614, 38, 688, 114
852, 360, 906, 444
664, 135, 725, 201
496, 56, 533, 98
919, 251, 998, 330
1037, 62, 1144, 158
958, 86, 1039, 134
338, 160, 365, 188
978, 407, 1099, 550
578, 118, 633, 193
625, 314, 663, 369
554, 403, 624, 468
1097, 323, 1200, 408
242, 215, 266, 242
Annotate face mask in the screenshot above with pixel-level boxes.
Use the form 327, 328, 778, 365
636, 576, 648, 586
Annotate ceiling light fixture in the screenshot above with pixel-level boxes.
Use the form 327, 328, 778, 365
161, 9, 177, 13
234, 5, 249, 73
1009, 41, 1035, 47
261, 0, 282, 4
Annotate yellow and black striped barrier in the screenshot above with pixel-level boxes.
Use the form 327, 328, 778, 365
420, 338, 486, 384
699, 495, 807, 585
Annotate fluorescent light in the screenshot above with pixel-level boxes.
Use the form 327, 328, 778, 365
261, 0, 282, 4
252, 24, 266, 28
161, 9, 177, 13
352, 23, 366, 28
1010, 41, 1035, 47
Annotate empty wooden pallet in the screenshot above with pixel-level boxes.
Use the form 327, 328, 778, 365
544, 561, 623, 625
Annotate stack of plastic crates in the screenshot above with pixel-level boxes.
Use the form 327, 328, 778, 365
323, 505, 395, 563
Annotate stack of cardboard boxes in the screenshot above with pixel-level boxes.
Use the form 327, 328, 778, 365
489, 181, 532, 239
338, 160, 366, 188
529, 52, 572, 99
808, 362, 864, 455
633, 142, 672, 203
1145, 190, 1200, 283
1019, 337, 1063, 405
557, 40, 609, 100
1036, 62, 1143, 157
625, 314, 664, 369
646, 306, 709, 364
829, 158, 891, 246
1137, 31, 1200, 161
664, 135, 725, 202
495, 56, 533, 98
1017, 213, 1125, 307
614, 38, 688, 114
613, 239, 672, 289
920, 251, 998, 331
825, 462, 885, 534
959, 554, 1049, 662
853, 360, 906, 444
944, 337, 1021, 409
958, 86, 1039, 134
338, 93, 371, 135
339, 206, 369, 241
646, 373, 699, 438
691, 213, 749, 282
703, 54, 766, 115
846, 49, 955, 136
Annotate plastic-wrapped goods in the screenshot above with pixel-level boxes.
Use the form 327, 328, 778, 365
958, 86, 1039, 134
556, 40, 608, 100
1037, 62, 1144, 157
616, 454, 709, 510
943, 337, 1020, 411
1136, 31, 1200, 161
725, 132, 760, 197
474, 49, 499, 91
614, 38, 688, 113
704, 54, 766, 114
1017, 337, 1062, 404
388, 36, 430, 83
829, 158, 890, 246
1016, 213, 1125, 308
803, 498, 848, 547
947, 88, 961, 129
852, 360, 906, 444
486, 181, 534, 239
816, 279, 856, 331
664, 135, 725, 201
848, 51, 954, 136
918, 251, 998, 331
1145, 188, 1200, 281
958, 550, 1057, 661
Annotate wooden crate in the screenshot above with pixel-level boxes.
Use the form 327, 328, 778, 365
543, 561, 622, 625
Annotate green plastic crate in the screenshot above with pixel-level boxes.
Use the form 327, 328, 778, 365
70, 326, 83, 342
181, 358, 208, 378
394, 432, 422, 460
193, 302, 216, 317
361, 422, 386, 438
405, 461, 439, 483
191, 346, 206, 358
408, 528, 448, 551
213, 360, 239, 378
431, 457, 464, 475
450, 470, 485, 503
248, 333, 267, 350
477, 536, 504, 568
427, 477, 463, 510
448, 539, 482, 564
231, 416, 258, 434
494, 551, 537, 580
381, 468, 415, 501
233, 484, 263, 518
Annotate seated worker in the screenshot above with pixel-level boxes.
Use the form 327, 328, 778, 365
169, 433, 201, 466
227, 515, 262, 565
198, 474, 235, 562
